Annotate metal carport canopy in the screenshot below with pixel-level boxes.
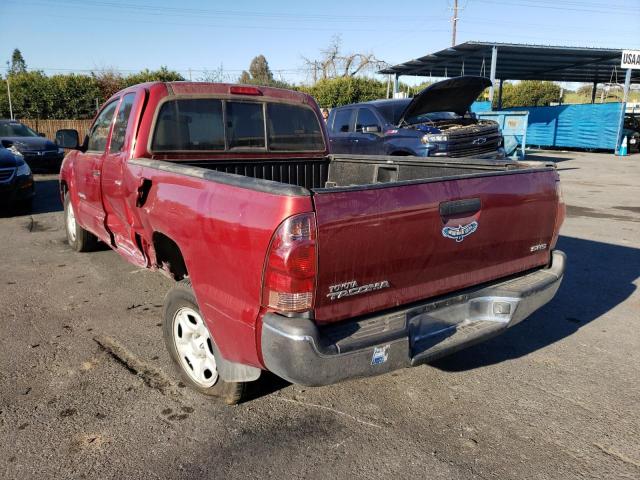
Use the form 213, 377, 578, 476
379, 41, 640, 84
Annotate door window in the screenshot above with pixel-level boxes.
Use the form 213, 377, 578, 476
109, 93, 136, 153
87, 100, 119, 152
355, 108, 380, 132
331, 109, 353, 134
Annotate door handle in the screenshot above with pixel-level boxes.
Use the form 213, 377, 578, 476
352, 139, 359, 143
92, 170, 101, 177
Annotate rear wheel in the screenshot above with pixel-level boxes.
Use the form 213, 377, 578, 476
64, 192, 97, 252
163, 280, 246, 404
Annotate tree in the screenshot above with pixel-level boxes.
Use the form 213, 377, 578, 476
198, 65, 233, 83
247, 55, 274, 84
238, 55, 290, 88
499, 80, 561, 108
0, 71, 54, 119
299, 77, 388, 108
91, 69, 125, 103
49, 74, 101, 118
9, 49, 27, 75
124, 66, 184, 86
302, 36, 388, 82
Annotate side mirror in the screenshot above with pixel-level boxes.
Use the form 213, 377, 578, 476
38, 132, 46, 137
362, 125, 381, 134
55, 129, 80, 149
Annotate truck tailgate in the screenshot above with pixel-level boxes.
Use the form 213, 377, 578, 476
312, 169, 559, 323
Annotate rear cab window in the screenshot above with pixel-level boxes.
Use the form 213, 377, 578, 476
267, 103, 324, 151
151, 98, 325, 152
152, 99, 225, 151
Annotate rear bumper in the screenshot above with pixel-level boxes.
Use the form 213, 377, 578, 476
261, 250, 565, 386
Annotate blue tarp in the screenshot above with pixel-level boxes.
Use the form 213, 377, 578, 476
471, 101, 492, 113
503, 103, 624, 150
476, 111, 529, 159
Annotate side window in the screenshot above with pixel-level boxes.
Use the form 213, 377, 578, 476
109, 93, 136, 153
332, 109, 353, 134
87, 100, 119, 152
355, 108, 380, 132
226, 102, 265, 149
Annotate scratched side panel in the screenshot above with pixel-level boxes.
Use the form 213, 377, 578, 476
130, 164, 313, 367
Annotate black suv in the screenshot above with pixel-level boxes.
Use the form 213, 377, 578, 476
0, 119, 65, 172
0, 145, 35, 211
327, 76, 505, 158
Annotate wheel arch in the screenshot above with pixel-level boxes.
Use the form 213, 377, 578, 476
152, 231, 188, 281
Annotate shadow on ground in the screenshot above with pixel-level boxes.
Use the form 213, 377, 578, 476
526, 151, 577, 163
0, 176, 62, 218
432, 235, 639, 372
240, 235, 640, 400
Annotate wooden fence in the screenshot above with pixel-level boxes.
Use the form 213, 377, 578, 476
18, 119, 93, 141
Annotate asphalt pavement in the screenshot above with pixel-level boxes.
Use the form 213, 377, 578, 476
1, 150, 639, 479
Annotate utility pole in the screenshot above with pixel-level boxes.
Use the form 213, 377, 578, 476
451, 0, 459, 47
6, 61, 14, 120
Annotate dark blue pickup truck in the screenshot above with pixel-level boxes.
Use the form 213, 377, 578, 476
327, 76, 505, 158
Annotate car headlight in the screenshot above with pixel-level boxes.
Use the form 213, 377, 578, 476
16, 160, 31, 176
7, 145, 24, 158
421, 134, 448, 144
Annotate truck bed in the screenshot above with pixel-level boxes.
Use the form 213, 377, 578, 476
141, 154, 541, 192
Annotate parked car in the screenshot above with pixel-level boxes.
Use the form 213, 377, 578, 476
327, 76, 505, 158
58, 81, 565, 404
623, 114, 640, 153
0, 144, 35, 211
0, 119, 65, 172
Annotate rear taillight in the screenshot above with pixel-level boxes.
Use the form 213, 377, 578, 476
550, 179, 565, 249
262, 213, 317, 313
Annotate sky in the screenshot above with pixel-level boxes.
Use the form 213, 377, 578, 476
1, 0, 639, 86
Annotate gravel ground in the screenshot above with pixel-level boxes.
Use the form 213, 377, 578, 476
1, 150, 639, 480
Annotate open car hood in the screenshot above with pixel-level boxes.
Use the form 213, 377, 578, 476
398, 76, 492, 125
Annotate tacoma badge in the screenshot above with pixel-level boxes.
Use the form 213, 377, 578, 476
327, 280, 390, 301
442, 221, 478, 242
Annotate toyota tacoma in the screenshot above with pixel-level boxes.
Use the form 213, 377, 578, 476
58, 81, 565, 404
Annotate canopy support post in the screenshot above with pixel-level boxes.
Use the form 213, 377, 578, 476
393, 74, 399, 96
614, 69, 632, 155
488, 46, 498, 104
591, 82, 598, 104
497, 79, 504, 110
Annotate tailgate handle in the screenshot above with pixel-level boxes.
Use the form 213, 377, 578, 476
439, 198, 481, 217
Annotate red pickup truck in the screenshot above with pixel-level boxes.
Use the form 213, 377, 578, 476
57, 82, 566, 404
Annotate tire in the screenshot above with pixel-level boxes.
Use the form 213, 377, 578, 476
163, 279, 246, 405
63, 192, 97, 252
